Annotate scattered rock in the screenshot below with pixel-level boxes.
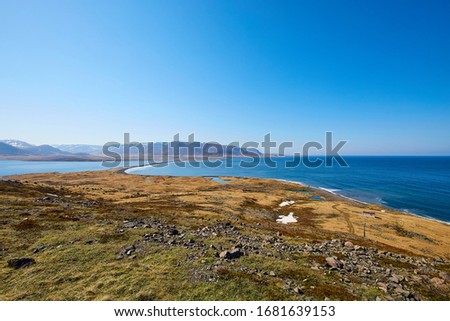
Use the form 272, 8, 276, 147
32, 244, 46, 254
81, 200, 98, 207
107, 218, 448, 300
123, 221, 138, 229
394, 286, 409, 296
116, 245, 137, 259
377, 282, 388, 293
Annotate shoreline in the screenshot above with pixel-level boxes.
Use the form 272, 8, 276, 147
122, 165, 450, 226
3, 159, 449, 226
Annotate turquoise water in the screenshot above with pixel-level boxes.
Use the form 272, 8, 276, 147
1, 157, 449, 222
208, 177, 229, 184
0, 160, 106, 176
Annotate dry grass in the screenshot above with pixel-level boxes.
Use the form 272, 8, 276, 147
0, 170, 449, 300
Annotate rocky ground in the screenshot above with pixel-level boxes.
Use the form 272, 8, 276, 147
0, 171, 449, 300
115, 217, 449, 301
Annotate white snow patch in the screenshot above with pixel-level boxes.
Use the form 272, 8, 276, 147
279, 200, 295, 207
276, 212, 297, 224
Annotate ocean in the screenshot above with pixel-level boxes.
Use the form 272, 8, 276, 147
1, 157, 449, 223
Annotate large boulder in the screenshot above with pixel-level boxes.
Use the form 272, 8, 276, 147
431, 277, 445, 286
325, 257, 342, 269
344, 241, 354, 249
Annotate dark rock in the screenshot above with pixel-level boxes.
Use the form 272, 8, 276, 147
7, 258, 36, 269
81, 200, 98, 207
293, 286, 304, 294
123, 245, 136, 256
123, 221, 138, 228
168, 229, 179, 236
406, 292, 417, 301
117, 245, 136, 258
32, 244, 46, 254
219, 248, 242, 259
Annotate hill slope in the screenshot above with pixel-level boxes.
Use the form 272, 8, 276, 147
0, 171, 448, 300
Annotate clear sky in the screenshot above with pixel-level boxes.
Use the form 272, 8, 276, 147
1, 0, 449, 155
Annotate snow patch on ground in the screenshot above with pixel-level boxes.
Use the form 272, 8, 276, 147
276, 212, 297, 224
279, 200, 295, 207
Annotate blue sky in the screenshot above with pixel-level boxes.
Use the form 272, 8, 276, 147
0, 0, 449, 155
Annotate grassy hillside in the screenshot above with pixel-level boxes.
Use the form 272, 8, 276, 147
0, 171, 448, 300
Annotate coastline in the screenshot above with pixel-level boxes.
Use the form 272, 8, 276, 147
2, 158, 448, 226
121, 165, 450, 226
272, 178, 450, 226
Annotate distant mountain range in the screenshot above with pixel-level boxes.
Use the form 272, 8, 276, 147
52, 142, 261, 157
0, 140, 71, 156
0, 139, 262, 161
52, 144, 104, 155
0, 140, 99, 161
1, 139, 35, 149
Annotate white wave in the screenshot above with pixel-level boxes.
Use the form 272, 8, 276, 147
274, 178, 307, 186
318, 187, 340, 194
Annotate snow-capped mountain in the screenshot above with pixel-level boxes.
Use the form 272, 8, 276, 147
0, 139, 35, 149
52, 144, 104, 155
0, 140, 83, 157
